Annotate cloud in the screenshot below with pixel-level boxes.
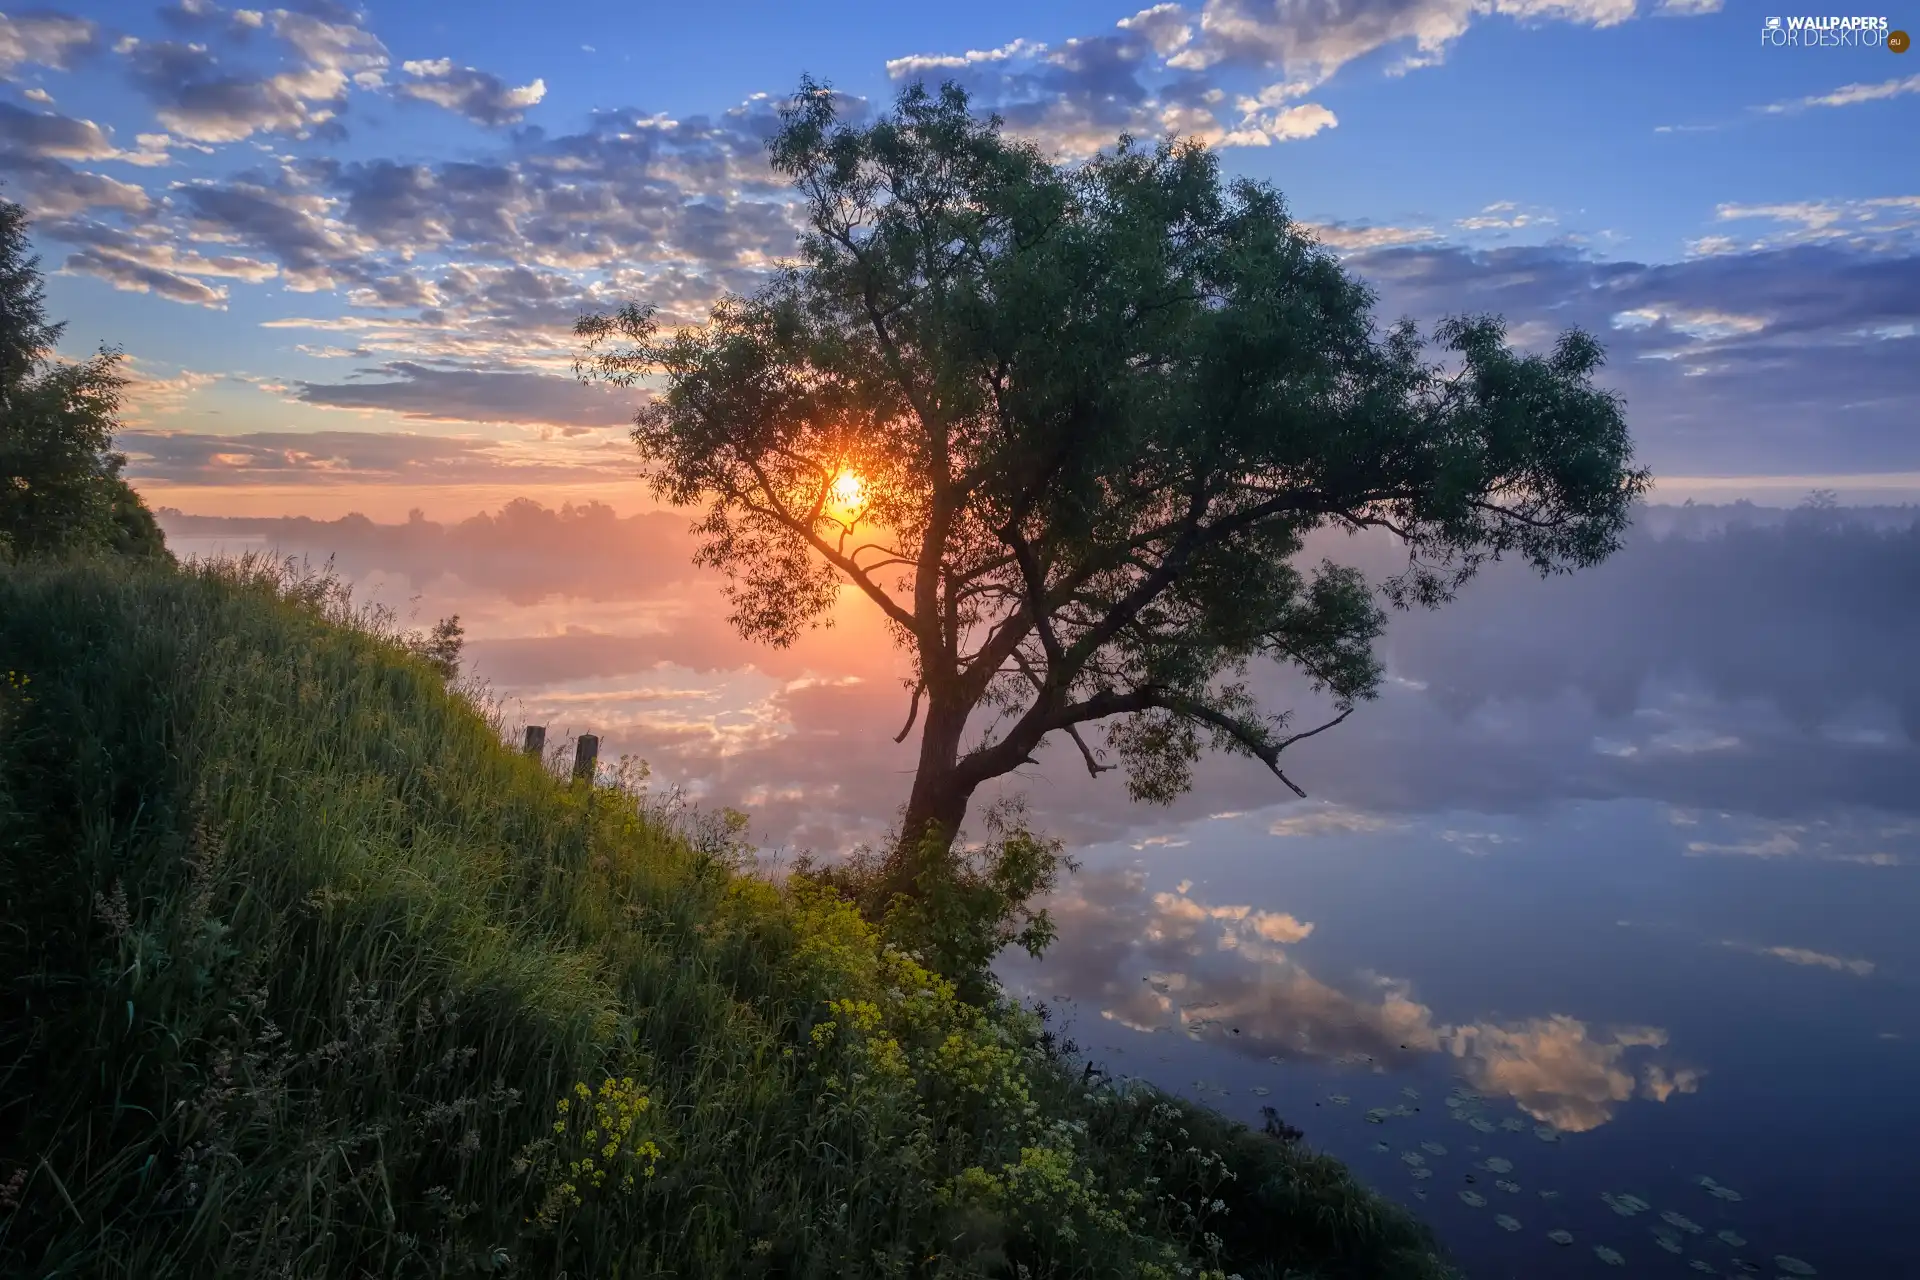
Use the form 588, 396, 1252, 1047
176, 175, 376, 291
1454, 200, 1555, 232
1723, 941, 1876, 975
0, 152, 152, 217
287, 360, 645, 430
123, 429, 639, 489
124, 40, 340, 144
1710, 196, 1920, 252
1167, 0, 1639, 82
61, 247, 229, 306
1242, 101, 1336, 141
48, 217, 278, 306
122, 7, 388, 143
1300, 220, 1440, 252
1759, 73, 1920, 115
398, 58, 546, 126
0, 102, 169, 164
1266, 803, 1404, 836
882, 23, 1339, 155
0, 10, 99, 73
120, 364, 221, 424
1443, 1016, 1701, 1132
1343, 240, 1920, 475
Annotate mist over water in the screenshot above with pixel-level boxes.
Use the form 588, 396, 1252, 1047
159, 500, 1920, 1276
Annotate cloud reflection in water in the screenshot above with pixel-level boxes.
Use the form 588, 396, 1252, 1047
1013, 870, 1705, 1134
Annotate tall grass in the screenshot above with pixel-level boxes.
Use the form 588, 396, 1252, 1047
0, 554, 1454, 1279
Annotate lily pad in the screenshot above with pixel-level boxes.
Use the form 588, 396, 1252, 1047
1690, 1263, 1718, 1274
1469, 1117, 1497, 1133
1594, 1245, 1625, 1266
1483, 1156, 1513, 1174
1401, 1086, 1420, 1099
1773, 1258, 1817, 1277
1411, 1166, 1433, 1180
1655, 1235, 1684, 1255
1534, 1125, 1561, 1142
1495, 1179, 1521, 1193
1251, 1086, 1270, 1097
1547, 1229, 1574, 1246
1500, 1117, 1528, 1132
1421, 1141, 1448, 1156
1401, 1151, 1426, 1167
1539, 1190, 1563, 1200
1371, 1141, 1390, 1153
1412, 1188, 1428, 1200
1603, 1192, 1650, 1217
1364, 1107, 1390, 1124
1329, 1094, 1350, 1105
1389, 1104, 1416, 1117
1459, 1190, 1487, 1207
1495, 1214, 1522, 1232
1718, 1230, 1747, 1248
1693, 1173, 1743, 1200
1662, 1210, 1703, 1234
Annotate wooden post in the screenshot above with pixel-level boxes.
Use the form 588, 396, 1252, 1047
523, 725, 546, 758
572, 733, 600, 783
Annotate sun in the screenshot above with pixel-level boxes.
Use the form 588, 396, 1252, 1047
828, 467, 866, 514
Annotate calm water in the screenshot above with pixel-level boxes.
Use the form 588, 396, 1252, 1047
999, 800, 1920, 1278
161, 506, 1920, 1278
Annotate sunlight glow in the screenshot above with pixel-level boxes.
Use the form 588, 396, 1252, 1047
829, 468, 866, 515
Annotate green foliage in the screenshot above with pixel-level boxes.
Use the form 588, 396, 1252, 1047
576, 78, 1648, 882
798, 798, 1075, 1004
0, 197, 167, 562
404, 612, 466, 680
0, 554, 1454, 1279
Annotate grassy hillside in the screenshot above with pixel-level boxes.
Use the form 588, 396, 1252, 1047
0, 555, 1453, 1279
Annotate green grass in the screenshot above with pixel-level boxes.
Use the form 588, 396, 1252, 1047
0, 554, 1456, 1279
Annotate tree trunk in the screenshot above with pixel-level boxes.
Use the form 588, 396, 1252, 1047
890, 690, 975, 893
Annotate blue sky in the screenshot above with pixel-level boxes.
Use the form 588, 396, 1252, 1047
6, 0, 1916, 515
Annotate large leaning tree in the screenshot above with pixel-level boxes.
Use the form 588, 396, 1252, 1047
576, 79, 1648, 883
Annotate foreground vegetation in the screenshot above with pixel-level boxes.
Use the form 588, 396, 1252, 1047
0, 554, 1453, 1278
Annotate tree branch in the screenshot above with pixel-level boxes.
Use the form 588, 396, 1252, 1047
893, 679, 925, 744
730, 462, 921, 636
1155, 694, 1309, 799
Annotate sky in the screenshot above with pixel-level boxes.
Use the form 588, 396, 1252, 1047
4, 0, 1917, 519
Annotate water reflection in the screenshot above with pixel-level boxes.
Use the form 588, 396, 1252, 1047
1013, 869, 1705, 1136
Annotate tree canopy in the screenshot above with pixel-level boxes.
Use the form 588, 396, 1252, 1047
0, 196, 165, 561
577, 80, 1648, 871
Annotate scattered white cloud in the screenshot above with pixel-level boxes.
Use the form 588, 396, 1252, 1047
1456, 200, 1556, 232
399, 58, 547, 126
0, 11, 97, 74
1759, 73, 1920, 115
1723, 940, 1876, 975
1267, 803, 1404, 836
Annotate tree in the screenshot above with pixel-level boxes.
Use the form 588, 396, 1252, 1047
576, 80, 1649, 894
0, 196, 165, 560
